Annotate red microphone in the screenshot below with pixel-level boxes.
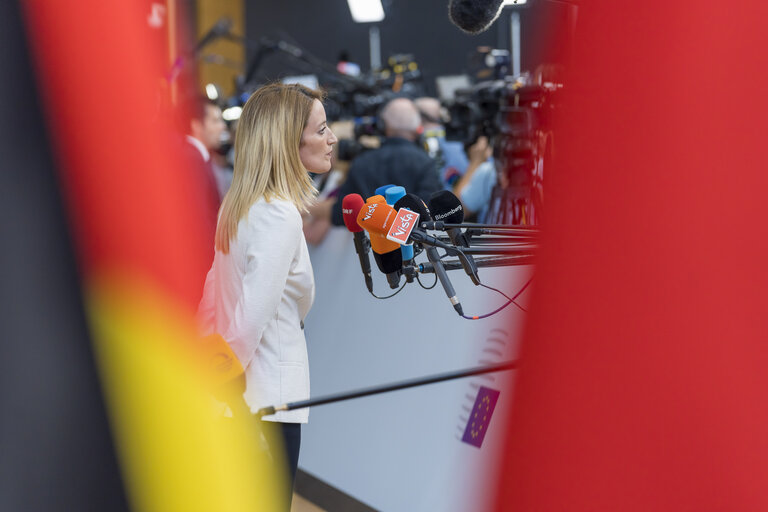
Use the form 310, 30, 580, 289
342, 194, 373, 293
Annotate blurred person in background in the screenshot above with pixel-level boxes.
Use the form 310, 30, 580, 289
309, 97, 442, 226
174, 95, 228, 294
414, 96, 469, 189
210, 119, 235, 200
197, 83, 337, 509
453, 135, 495, 222
179, 95, 226, 228
336, 50, 361, 77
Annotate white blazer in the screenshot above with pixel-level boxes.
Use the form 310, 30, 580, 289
198, 198, 315, 423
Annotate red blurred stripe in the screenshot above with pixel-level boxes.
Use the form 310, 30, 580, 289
496, 1, 768, 510
23, 0, 211, 312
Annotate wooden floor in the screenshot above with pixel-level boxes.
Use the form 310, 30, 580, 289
291, 493, 326, 512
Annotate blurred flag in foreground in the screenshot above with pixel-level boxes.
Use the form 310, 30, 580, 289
10, 1, 285, 510
495, 1, 768, 511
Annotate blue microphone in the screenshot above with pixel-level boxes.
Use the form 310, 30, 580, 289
385, 186, 406, 205
385, 186, 414, 262
375, 184, 396, 197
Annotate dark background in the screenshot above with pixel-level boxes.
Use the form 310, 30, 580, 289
245, 0, 576, 95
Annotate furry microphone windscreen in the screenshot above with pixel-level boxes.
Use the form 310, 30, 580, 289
448, 0, 505, 35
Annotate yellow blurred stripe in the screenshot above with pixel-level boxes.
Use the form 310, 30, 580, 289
86, 273, 284, 512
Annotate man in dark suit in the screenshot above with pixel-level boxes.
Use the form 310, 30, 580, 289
178, 97, 226, 225
177, 96, 227, 294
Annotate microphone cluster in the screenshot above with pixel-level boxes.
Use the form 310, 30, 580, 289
341, 187, 538, 316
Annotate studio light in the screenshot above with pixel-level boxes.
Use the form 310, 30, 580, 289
347, 0, 385, 23
205, 83, 219, 101
222, 106, 242, 121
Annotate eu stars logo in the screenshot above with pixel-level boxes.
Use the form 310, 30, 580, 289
461, 386, 500, 448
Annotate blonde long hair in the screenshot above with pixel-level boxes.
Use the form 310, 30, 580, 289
215, 83, 323, 253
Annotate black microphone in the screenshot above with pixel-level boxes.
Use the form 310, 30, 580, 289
342, 194, 373, 293
393, 194, 464, 316
195, 17, 234, 52
448, 0, 505, 35
429, 190, 480, 285
394, 194, 432, 251
374, 251, 404, 289
394, 193, 432, 222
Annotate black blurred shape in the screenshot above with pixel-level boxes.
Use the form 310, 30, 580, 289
448, 0, 505, 34
0, 2, 128, 511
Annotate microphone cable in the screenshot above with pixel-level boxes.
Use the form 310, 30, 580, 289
479, 282, 529, 313
461, 277, 533, 320
369, 280, 407, 299
416, 271, 438, 290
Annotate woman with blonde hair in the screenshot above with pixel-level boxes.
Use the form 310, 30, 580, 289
198, 83, 337, 501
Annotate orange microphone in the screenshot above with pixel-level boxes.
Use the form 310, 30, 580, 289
359, 196, 400, 253
357, 200, 398, 237
358, 198, 402, 288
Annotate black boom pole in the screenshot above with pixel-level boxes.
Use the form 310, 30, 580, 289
256, 361, 517, 418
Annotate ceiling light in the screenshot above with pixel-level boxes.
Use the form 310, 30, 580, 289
205, 83, 219, 100
347, 0, 385, 23
222, 106, 242, 121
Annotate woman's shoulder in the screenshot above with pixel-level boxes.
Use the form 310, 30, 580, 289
244, 197, 301, 228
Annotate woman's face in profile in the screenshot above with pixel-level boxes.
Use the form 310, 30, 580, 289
299, 99, 338, 173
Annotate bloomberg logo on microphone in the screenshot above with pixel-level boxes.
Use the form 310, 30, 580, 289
433, 204, 462, 221
387, 208, 420, 245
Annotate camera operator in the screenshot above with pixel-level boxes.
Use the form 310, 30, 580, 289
414, 97, 469, 189
453, 135, 495, 222
308, 97, 442, 226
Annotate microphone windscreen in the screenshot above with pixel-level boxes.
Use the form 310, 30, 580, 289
358, 201, 401, 253
375, 184, 396, 197
373, 249, 403, 274
429, 190, 464, 224
448, 0, 505, 35
357, 202, 397, 236
395, 193, 432, 221
385, 186, 406, 205
365, 194, 386, 204
342, 194, 365, 233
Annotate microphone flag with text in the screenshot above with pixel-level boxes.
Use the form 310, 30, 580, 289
385, 186, 415, 267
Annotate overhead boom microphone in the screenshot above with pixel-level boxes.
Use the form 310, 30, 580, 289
448, 0, 505, 35
256, 360, 517, 417
195, 17, 234, 53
